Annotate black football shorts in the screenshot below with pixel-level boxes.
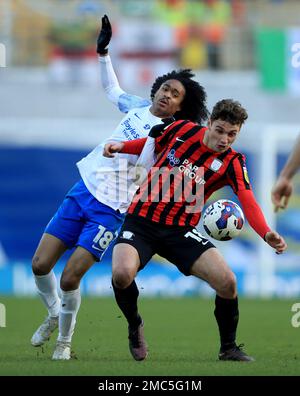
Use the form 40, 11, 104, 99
114, 214, 215, 276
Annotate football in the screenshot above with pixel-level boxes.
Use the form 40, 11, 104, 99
203, 199, 244, 241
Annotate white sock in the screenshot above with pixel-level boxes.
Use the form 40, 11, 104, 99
57, 288, 81, 343
34, 271, 60, 317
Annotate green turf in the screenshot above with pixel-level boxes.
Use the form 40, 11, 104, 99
0, 296, 299, 376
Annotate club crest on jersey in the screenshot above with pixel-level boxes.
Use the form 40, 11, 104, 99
120, 231, 135, 240
210, 159, 223, 172
167, 149, 180, 167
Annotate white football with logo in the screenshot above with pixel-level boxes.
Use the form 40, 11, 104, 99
202, 199, 244, 241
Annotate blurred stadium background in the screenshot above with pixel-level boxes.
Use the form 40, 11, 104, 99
1, 0, 300, 299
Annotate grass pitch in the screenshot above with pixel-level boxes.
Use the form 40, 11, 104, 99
0, 296, 299, 376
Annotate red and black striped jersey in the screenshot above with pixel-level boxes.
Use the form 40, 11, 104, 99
127, 120, 252, 227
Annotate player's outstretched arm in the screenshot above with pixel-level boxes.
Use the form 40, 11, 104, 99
103, 138, 148, 157
103, 120, 178, 158
97, 16, 149, 112
264, 231, 287, 254
97, 15, 127, 106
271, 133, 300, 212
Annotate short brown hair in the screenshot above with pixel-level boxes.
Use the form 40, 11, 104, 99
210, 99, 248, 126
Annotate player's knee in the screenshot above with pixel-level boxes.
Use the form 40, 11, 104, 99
112, 268, 133, 289
32, 255, 51, 276
220, 272, 237, 299
60, 271, 80, 291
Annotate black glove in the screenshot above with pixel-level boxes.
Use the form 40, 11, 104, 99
149, 117, 175, 138
97, 15, 112, 55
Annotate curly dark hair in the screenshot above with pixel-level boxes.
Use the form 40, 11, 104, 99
150, 69, 209, 125
210, 99, 248, 126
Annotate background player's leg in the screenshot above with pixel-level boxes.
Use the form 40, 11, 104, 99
53, 246, 95, 360
32, 234, 67, 315
31, 233, 67, 346
32, 233, 68, 276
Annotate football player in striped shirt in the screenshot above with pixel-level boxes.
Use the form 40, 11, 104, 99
30, 15, 209, 360
104, 99, 287, 362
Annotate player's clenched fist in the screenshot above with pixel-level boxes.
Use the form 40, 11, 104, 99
97, 14, 112, 55
103, 142, 124, 157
